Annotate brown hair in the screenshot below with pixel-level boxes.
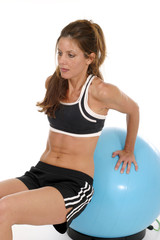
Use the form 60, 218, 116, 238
37, 19, 107, 117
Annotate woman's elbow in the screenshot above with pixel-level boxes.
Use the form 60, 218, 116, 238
128, 101, 140, 117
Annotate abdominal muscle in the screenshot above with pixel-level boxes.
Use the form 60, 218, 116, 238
40, 130, 99, 178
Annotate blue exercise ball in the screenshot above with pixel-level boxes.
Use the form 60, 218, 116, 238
70, 127, 160, 238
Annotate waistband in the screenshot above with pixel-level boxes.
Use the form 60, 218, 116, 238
36, 161, 93, 185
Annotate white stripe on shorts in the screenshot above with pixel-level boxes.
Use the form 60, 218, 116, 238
64, 182, 90, 206
64, 182, 88, 202
67, 188, 93, 219
67, 187, 94, 222
65, 184, 91, 207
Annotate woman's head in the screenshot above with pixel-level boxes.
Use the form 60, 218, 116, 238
57, 37, 92, 80
56, 19, 107, 79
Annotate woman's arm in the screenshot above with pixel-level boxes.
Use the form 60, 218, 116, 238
91, 79, 139, 174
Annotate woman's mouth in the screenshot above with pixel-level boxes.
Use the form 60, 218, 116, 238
60, 68, 69, 73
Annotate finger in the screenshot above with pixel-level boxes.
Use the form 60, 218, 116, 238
120, 161, 127, 174
134, 161, 138, 171
114, 159, 122, 170
112, 151, 120, 158
126, 162, 132, 174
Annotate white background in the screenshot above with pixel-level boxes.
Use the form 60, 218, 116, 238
0, 0, 160, 239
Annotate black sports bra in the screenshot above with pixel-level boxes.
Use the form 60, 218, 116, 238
48, 75, 106, 137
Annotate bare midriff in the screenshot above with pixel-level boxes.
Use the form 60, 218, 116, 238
40, 130, 100, 178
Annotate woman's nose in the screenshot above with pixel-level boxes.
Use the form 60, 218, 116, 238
58, 54, 67, 65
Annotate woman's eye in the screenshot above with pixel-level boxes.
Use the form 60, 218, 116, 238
57, 51, 62, 56
68, 54, 75, 58
57, 51, 75, 58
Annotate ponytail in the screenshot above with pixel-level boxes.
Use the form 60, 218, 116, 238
92, 22, 106, 67
86, 21, 107, 79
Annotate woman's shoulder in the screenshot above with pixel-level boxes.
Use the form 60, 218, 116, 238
90, 76, 117, 99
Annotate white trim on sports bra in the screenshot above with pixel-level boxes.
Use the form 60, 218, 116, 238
78, 101, 96, 123
84, 76, 106, 120
49, 126, 102, 137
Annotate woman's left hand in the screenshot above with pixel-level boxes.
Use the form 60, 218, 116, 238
112, 150, 138, 174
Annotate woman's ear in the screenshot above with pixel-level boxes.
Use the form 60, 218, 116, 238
86, 52, 96, 65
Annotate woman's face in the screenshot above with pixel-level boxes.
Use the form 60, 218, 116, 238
57, 37, 91, 80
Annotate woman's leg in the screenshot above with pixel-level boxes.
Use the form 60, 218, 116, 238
0, 186, 72, 240
0, 178, 29, 239
0, 178, 29, 198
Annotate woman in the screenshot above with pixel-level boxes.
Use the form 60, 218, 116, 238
0, 20, 139, 239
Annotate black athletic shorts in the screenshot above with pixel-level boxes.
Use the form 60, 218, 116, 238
16, 161, 94, 234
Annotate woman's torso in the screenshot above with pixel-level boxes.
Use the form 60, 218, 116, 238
40, 75, 108, 178
40, 131, 99, 178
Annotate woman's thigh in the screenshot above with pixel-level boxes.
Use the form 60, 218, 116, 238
1, 186, 72, 225
0, 178, 29, 198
